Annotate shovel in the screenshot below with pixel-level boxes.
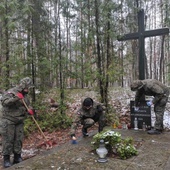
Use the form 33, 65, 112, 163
21, 99, 53, 149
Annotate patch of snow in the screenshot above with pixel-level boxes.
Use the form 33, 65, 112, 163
110, 88, 170, 129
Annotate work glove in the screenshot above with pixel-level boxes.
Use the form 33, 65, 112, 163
146, 101, 152, 106
71, 134, 77, 144
17, 92, 24, 99
28, 109, 34, 115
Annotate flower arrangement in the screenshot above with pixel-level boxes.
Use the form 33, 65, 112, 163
91, 130, 138, 159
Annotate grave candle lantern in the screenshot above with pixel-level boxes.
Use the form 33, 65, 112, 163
96, 139, 108, 163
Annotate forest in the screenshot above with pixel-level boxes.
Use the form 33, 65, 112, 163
0, 0, 170, 109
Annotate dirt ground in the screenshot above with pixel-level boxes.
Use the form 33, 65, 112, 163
1, 88, 170, 169
3, 128, 170, 170
0, 126, 97, 170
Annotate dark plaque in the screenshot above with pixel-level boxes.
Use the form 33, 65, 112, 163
130, 100, 151, 129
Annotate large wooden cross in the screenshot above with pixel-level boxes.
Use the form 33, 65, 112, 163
117, 9, 169, 80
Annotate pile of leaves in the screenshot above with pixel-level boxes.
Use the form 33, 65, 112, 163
91, 129, 138, 159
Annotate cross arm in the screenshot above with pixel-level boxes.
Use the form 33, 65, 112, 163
117, 32, 139, 41
144, 27, 169, 38
117, 27, 169, 41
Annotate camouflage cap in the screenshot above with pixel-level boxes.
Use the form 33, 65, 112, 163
19, 77, 34, 89
130, 80, 143, 91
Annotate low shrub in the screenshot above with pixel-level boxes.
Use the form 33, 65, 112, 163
91, 129, 138, 159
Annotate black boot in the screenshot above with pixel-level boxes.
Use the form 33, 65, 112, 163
3, 155, 12, 168
147, 129, 162, 135
82, 127, 89, 137
13, 153, 23, 164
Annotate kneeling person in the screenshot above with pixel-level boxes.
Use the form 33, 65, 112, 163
70, 97, 105, 140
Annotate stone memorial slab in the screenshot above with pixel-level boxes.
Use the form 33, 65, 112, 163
130, 100, 151, 129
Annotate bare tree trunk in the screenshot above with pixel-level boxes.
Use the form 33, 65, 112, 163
131, 41, 139, 79
159, 0, 166, 83
54, 0, 59, 87
4, 1, 10, 89
149, 38, 153, 79
58, 7, 65, 114
80, 3, 84, 89
105, 7, 111, 108
153, 3, 158, 79
94, 0, 104, 103
159, 36, 165, 82
31, 16, 36, 102
0, 21, 2, 77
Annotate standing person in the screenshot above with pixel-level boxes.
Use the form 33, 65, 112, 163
130, 79, 169, 135
1, 77, 34, 168
70, 97, 105, 141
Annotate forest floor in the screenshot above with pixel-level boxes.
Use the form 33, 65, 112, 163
1, 87, 170, 169
5, 128, 170, 170
0, 125, 97, 170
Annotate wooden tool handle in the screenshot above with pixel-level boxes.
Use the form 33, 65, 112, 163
22, 99, 47, 141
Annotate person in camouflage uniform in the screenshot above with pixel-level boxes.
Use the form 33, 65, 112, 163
70, 97, 105, 141
130, 79, 169, 134
0, 77, 34, 168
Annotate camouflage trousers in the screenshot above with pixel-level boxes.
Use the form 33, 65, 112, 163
1, 119, 24, 156
154, 96, 168, 130
82, 118, 95, 129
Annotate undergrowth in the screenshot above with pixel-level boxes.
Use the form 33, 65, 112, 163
24, 89, 73, 137
24, 87, 124, 137
91, 129, 138, 159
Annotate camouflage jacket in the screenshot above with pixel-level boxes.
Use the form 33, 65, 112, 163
70, 101, 104, 136
0, 86, 30, 123
133, 79, 169, 105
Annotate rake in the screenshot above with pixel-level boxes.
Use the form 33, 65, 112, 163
21, 99, 53, 149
